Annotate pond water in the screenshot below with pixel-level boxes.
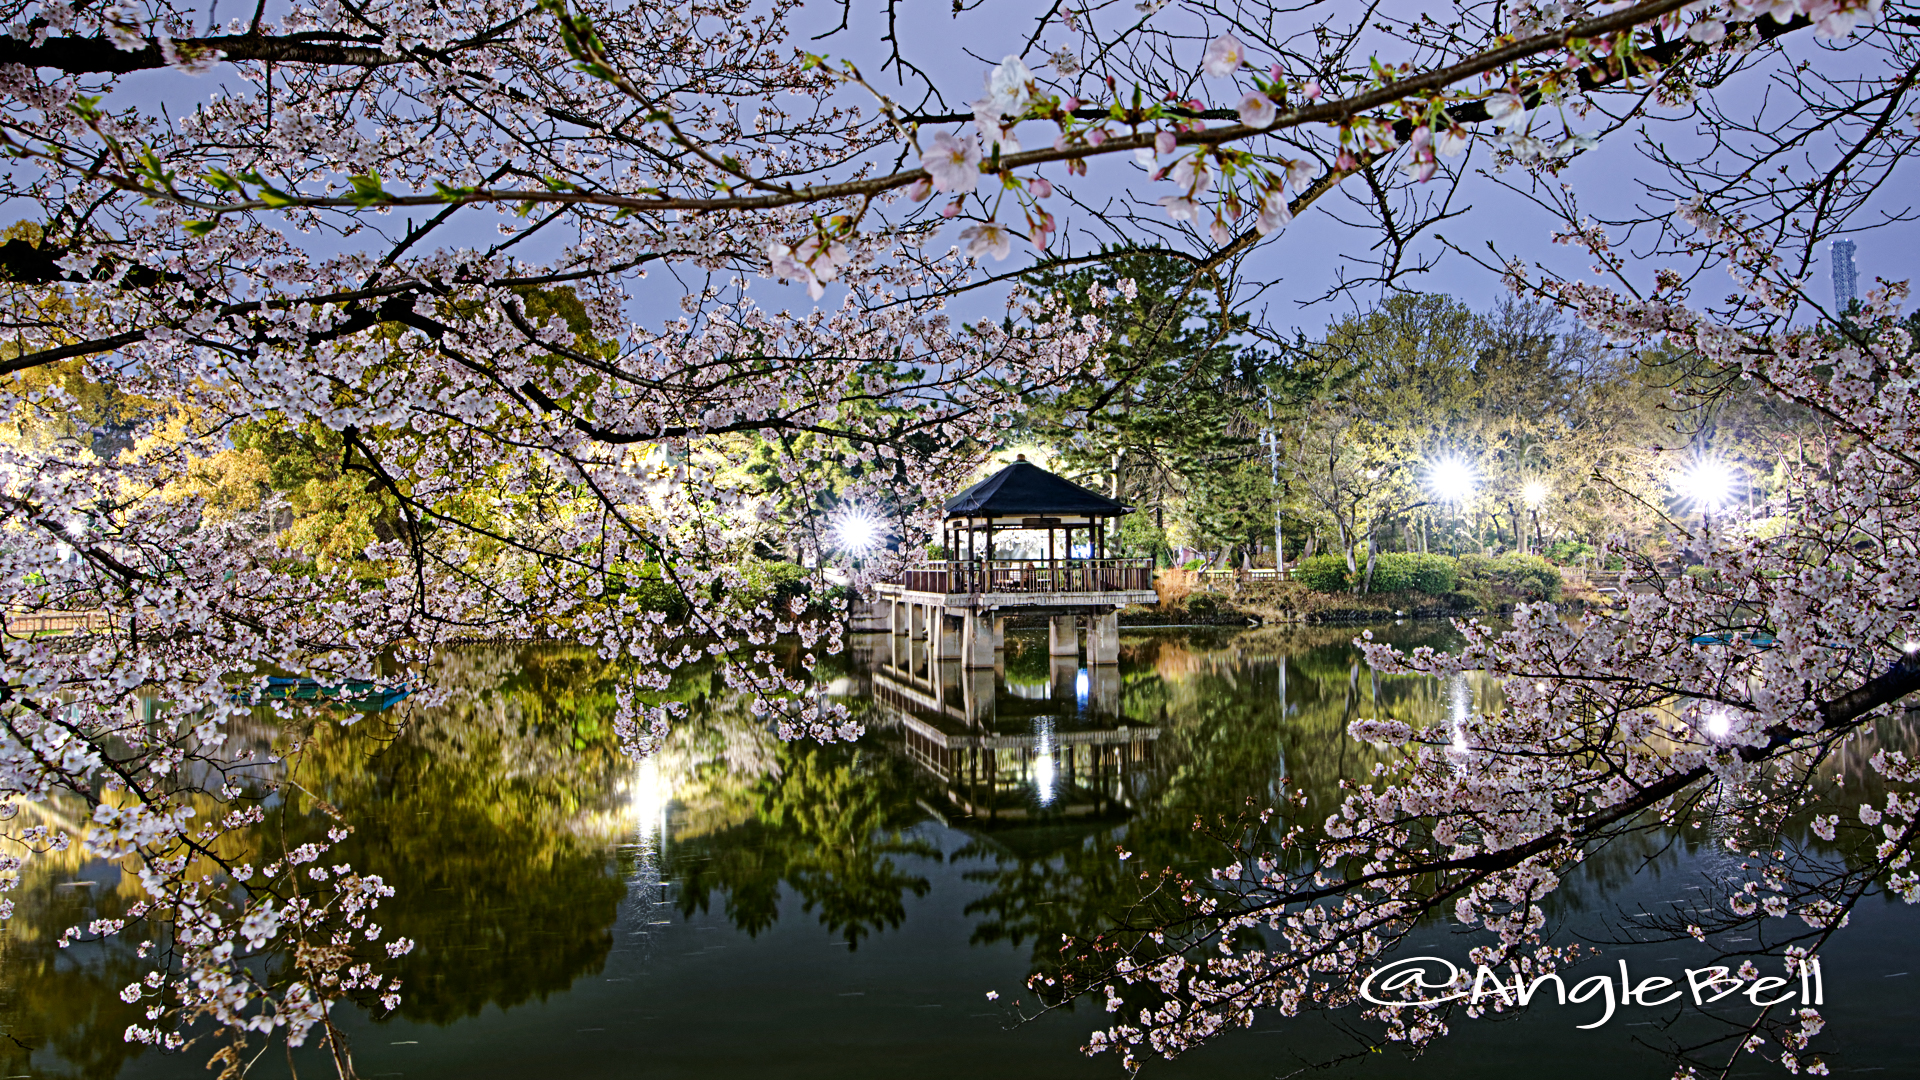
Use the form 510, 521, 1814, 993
6, 624, 1919, 1079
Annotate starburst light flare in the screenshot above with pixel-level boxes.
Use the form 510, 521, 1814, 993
830, 504, 888, 556
1427, 457, 1478, 504
1676, 458, 1736, 512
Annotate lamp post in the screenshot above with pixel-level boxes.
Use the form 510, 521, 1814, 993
1674, 457, 1735, 561
1521, 478, 1549, 556
1426, 457, 1478, 555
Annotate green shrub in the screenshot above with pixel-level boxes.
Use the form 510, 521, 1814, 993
1186, 593, 1220, 617
1293, 554, 1351, 593
1496, 553, 1562, 601
1455, 553, 1495, 580
1458, 552, 1562, 601
1545, 538, 1594, 565
627, 563, 689, 619
1182, 557, 1209, 571
1362, 553, 1459, 595
745, 559, 813, 609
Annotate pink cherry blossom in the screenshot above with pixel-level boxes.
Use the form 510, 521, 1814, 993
1170, 155, 1213, 196
1485, 91, 1527, 130
1255, 189, 1293, 234
1202, 34, 1247, 77
1159, 195, 1201, 221
958, 220, 1014, 260
922, 132, 982, 193
1237, 91, 1277, 129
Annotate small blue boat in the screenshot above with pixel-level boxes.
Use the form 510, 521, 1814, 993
233, 676, 414, 711
1688, 631, 1779, 649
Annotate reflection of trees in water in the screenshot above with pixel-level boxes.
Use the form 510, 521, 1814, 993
0, 643, 662, 1070
0, 627, 1527, 1071
665, 740, 940, 947
0, 862, 149, 1080
293, 645, 643, 1025
0, 795, 274, 1078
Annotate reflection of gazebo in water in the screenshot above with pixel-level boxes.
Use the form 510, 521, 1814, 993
876, 457, 1157, 667
862, 613, 1160, 824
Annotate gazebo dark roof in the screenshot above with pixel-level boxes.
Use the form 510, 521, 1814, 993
943, 460, 1132, 519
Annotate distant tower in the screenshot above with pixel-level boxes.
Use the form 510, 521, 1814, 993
1831, 239, 1858, 311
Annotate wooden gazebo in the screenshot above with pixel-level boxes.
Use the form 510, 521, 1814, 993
943, 455, 1129, 561
877, 457, 1157, 668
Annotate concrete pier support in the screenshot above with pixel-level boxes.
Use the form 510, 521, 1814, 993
991, 614, 1005, 652
933, 610, 962, 661
962, 610, 998, 669
910, 603, 927, 640
1050, 655, 1081, 702
962, 667, 997, 725
1089, 610, 1120, 665
1048, 614, 1080, 658
1087, 663, 1120, 716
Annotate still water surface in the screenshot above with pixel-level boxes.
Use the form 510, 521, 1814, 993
7, 624, 1918, 1079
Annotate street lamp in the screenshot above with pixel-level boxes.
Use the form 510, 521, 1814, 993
1674, 457, 1736, 563
1425, 457, 1477, 556
1518, 479, 1550, 557
1427, 457, 1477, 504
830, 503, 887, 557
1675, 459, 1735, 513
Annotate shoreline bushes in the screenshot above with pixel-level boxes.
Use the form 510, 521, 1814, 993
1294, 551, 1559, 601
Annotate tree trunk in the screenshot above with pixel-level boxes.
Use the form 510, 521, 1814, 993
1360, 526, 1380, 594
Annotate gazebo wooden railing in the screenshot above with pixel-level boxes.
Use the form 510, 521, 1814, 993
899, 558, 1154, 595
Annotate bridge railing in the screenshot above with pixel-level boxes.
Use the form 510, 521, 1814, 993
898, 559, 1154, 595
2, 609, 115, 635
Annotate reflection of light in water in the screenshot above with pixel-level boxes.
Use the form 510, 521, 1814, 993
1033, 716, 1057, 806
620, 755, 676, 959
628, 756, 671, 841
1704, 708, 1732, 739
1449, 673, 1472, 753
1075, 668, 1089, 710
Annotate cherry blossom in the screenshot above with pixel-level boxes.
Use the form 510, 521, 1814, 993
959, 221, 1015, 261
923, 132, 983, 193
1255, 189, 1294, 234
1202, 34, 1247, 77
1237, 90, 1278, 129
